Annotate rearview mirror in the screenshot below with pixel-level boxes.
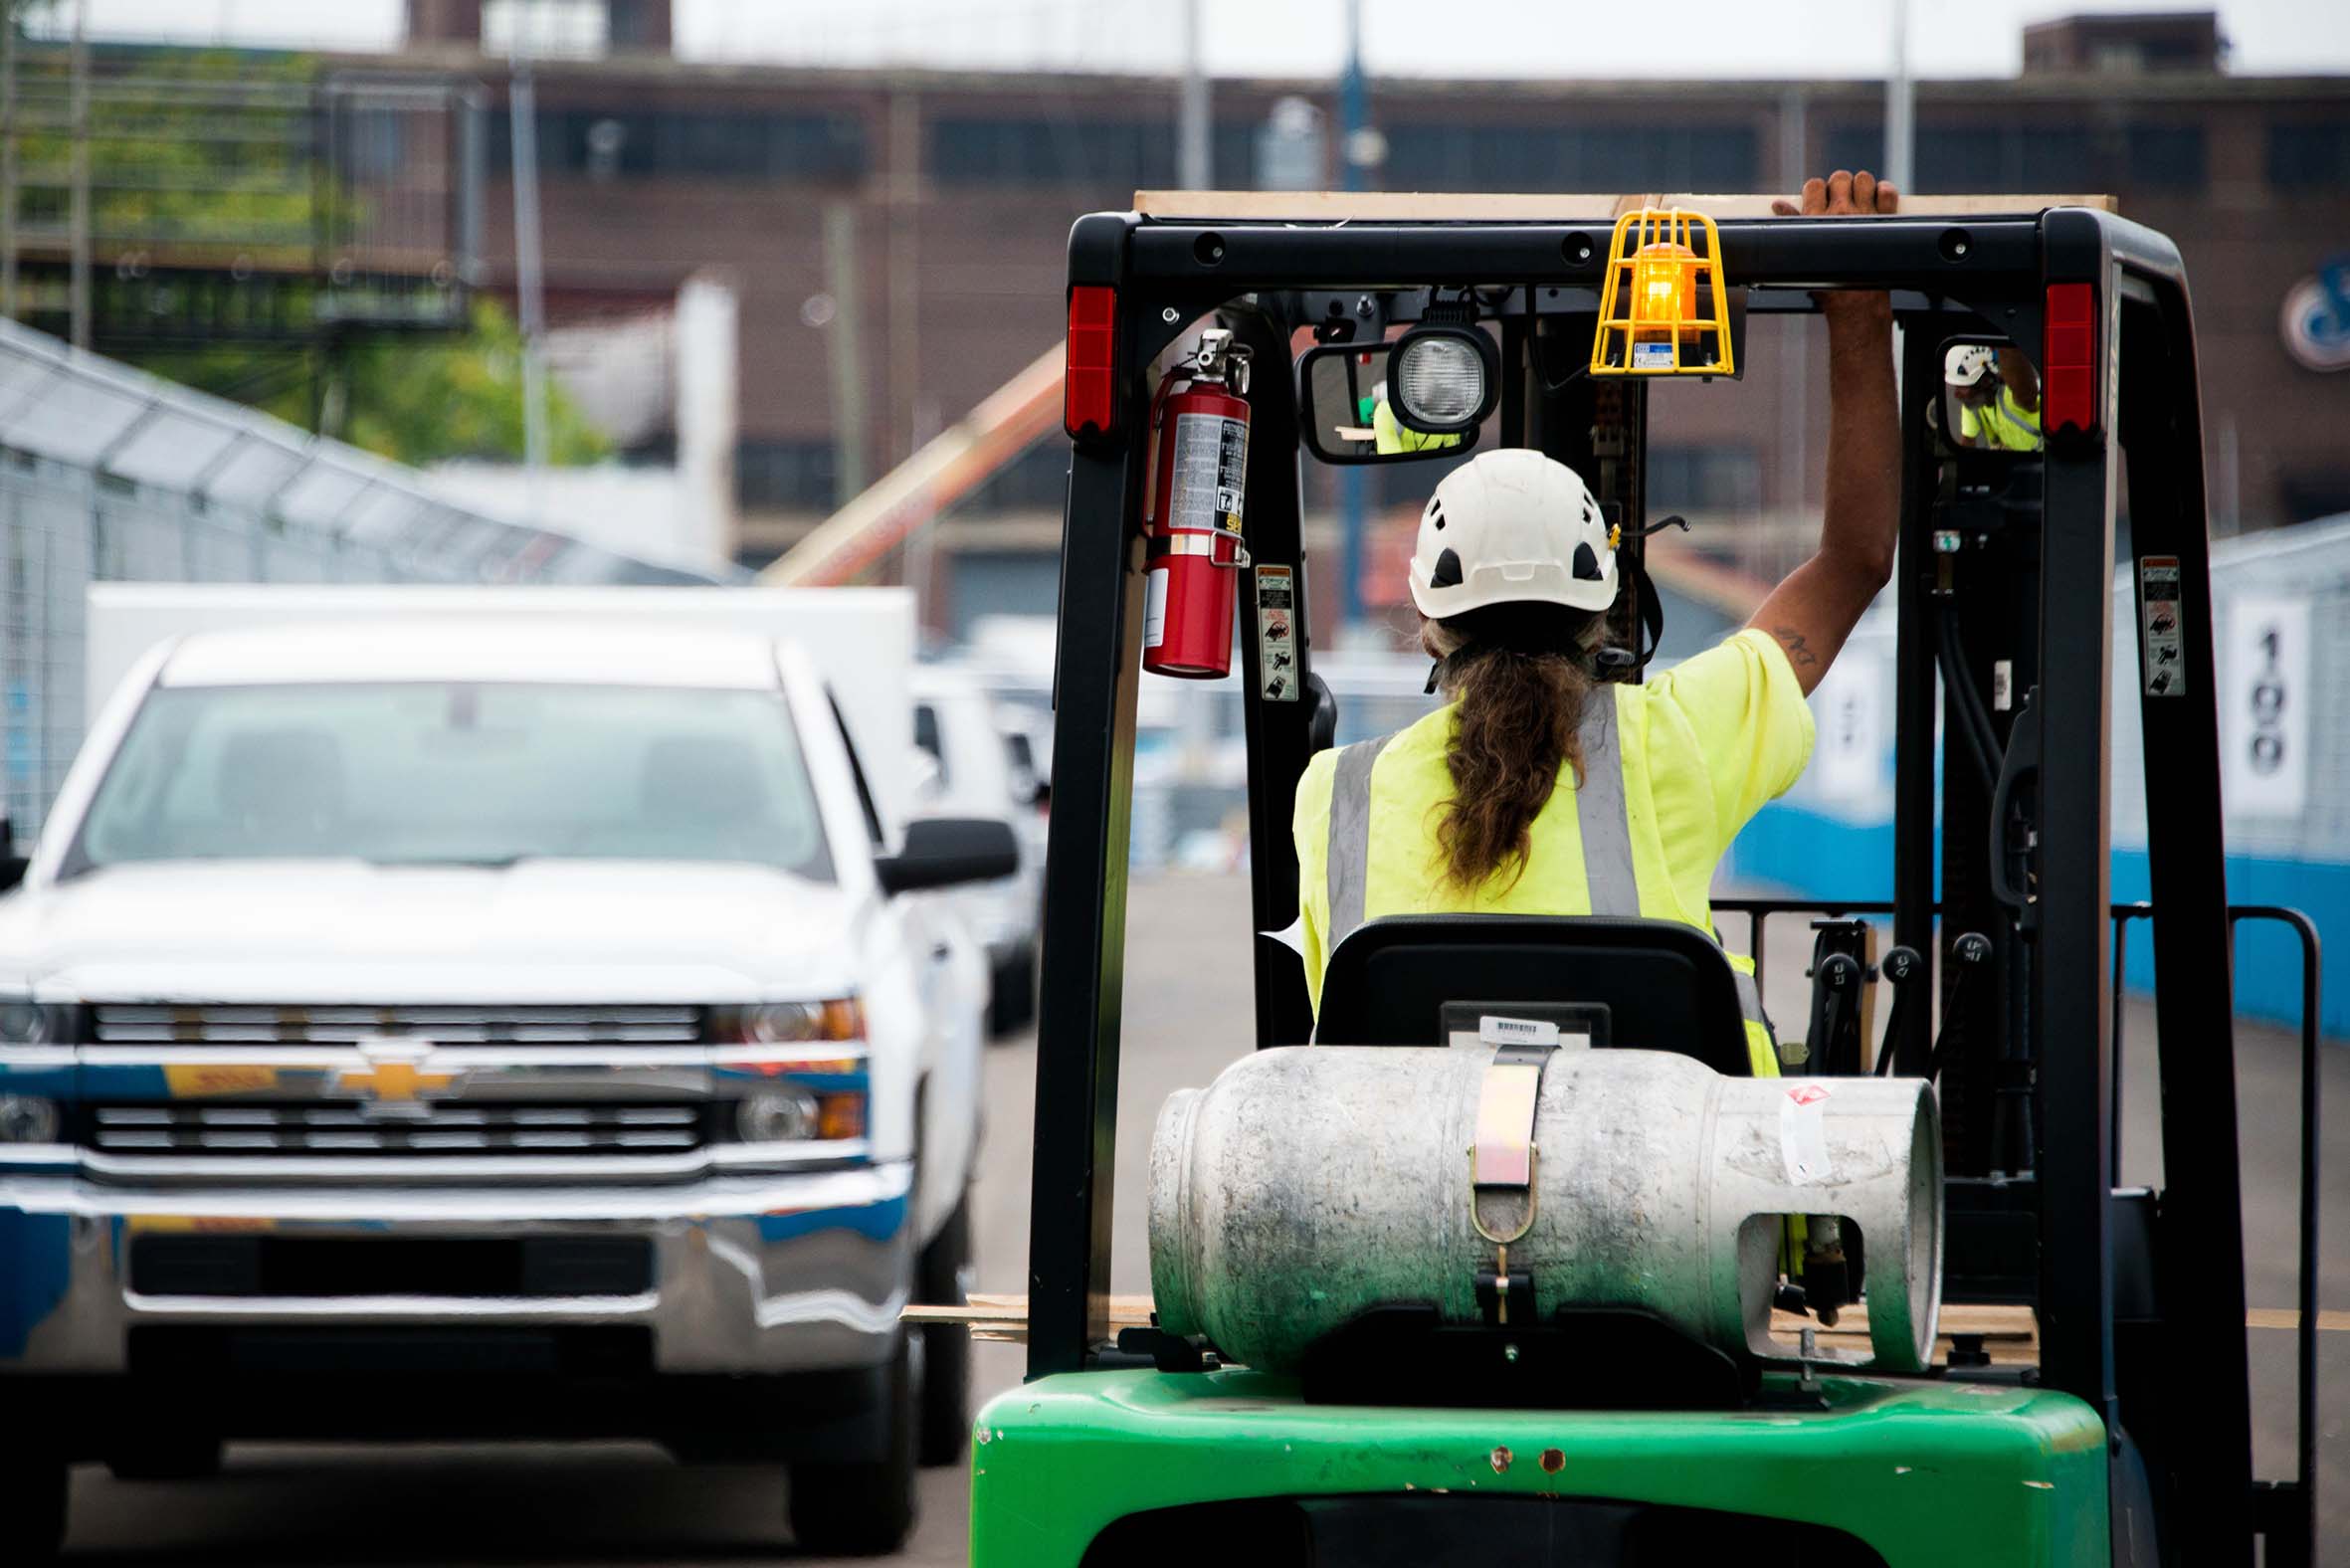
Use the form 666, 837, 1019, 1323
876, 816, 1020, 895
1938, 341, 2046, 454
1296, 341, 1485, 466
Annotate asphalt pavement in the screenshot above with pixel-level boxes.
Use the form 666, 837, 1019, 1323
54, 872, 2347, 1563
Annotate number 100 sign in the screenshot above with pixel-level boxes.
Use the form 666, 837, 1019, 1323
2221, 592, 2312, 819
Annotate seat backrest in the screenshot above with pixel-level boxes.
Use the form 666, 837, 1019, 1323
1314, 914, 1752, 1076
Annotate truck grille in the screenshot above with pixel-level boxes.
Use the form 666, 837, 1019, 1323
91, 1004, 702, 1046
85, 1102, 712, 1156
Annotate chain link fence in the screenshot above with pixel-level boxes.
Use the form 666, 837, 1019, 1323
0, 318, 720, 837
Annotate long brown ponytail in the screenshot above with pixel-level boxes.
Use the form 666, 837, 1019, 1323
1425, 604, 1605, 891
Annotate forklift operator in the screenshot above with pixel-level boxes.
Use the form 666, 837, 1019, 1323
1293, 171, 1902, 1075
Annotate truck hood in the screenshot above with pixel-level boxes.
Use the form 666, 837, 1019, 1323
0, 861, 863, 1003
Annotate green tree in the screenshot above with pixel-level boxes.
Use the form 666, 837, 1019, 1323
5, 29, 610, 467
136, 299, 611, 468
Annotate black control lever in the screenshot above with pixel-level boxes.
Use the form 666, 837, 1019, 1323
1989, 688, 2041, 921
1803, 919, 1877, 1076
1924, 933, 1996, 1082
1806, 954, 1862, 1075
1873, 945, 1925, 1076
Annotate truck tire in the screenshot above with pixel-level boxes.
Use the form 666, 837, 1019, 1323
917, 1192, 973, 1467
1, 1453, 68, 1561
787, 1331, 916, 1556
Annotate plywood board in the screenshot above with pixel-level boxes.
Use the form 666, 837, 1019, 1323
909, 1295, 2338, 1361
1132, 190, 2118, 222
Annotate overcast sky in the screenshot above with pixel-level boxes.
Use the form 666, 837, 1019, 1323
39, 0, 2350, 79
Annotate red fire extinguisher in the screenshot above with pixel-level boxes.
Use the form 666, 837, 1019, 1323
1141, 328, 1252, 680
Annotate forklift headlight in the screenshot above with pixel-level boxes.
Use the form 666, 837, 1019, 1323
1389, 325, 1497, 435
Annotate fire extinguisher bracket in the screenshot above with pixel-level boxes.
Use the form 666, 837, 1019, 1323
1154, 531, 1251, 566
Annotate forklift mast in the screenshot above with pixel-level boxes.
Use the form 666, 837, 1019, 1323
1025, 196, 2313, 1568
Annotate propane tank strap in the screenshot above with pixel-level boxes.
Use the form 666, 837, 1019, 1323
1469, 1037, 1554, 1248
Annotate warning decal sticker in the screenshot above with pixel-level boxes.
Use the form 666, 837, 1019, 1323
2139, 555, 2184, 697
1169, 413, 1249, 536
1143, 566, 1169, 651
1781, 1081, 1833, 1185
1255, 564, 1297, 701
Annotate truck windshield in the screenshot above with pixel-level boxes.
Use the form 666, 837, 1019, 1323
68, 682, 836, 880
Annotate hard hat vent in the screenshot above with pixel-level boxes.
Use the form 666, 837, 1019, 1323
1573, 542, 1604, 581
1430, 547, 1466, 590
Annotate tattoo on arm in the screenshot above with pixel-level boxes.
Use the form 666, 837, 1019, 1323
1771, 627, 1820, 668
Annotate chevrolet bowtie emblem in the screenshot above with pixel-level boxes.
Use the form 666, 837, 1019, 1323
334, 1036, 460, 1112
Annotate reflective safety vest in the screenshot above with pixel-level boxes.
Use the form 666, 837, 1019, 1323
1959, 385, 2043, 451
1293, 628, 1818, 1077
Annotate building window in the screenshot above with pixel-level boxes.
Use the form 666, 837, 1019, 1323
929, 116, 1177, 189
2125, 124, 2206, 190
736, 440, 839, 511
489, 108, 867, 182
1382, 123, 1757, 193
959, 441, 1068, 513
2268, 120, 2350, 188
1827, 119, 2201, 194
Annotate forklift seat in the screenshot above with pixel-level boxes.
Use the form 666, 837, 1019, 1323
1313, 914, 1753, 1076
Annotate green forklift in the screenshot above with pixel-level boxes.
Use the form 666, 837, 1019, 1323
967, 189, 2323, 1567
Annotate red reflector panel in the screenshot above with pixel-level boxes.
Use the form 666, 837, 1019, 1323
1066, 286, 1117, 438
2043, 282, 2096, 437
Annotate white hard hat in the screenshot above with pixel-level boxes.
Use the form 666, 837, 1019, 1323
1409, 449, 1617, 619
1945, 345, 1995, 388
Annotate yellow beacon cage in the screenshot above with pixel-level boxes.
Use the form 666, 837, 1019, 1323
1591, 208, 1735, 378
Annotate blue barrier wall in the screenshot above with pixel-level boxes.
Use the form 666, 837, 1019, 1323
1730, 801, 2340, 1039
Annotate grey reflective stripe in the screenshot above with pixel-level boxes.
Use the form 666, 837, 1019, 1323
1324, 734, 1392, 949
1573, 690, 1640, 916
1732, 964, 1768, 1028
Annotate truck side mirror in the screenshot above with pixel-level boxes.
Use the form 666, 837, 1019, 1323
0, 818, 25, 893
876, 817, 1020, 895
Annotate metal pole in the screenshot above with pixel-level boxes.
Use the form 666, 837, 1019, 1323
507, 42, 549, 520
1336, 0, 1368, 644
2, 2, 18, 321
1177, 0, 1210, 190
1883, 0, 1914, 194
885, 88, 919, 468
823, 200, 870, 506
68, 0, 88, 348
1777, 86, 1808, 570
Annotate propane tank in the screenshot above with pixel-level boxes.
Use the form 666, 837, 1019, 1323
1149, 1046, 1942, 1375
1141, 329, 1252, 679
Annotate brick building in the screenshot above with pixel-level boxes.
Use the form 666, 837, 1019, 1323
401, 2, 2350, 638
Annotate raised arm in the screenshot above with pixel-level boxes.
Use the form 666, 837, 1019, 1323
1747, 170, 1901, 695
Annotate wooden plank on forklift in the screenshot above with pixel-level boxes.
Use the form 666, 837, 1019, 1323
909, 1295, 2344, 1360
1131, 190, 2119, 221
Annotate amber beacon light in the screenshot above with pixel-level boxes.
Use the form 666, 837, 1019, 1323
1591, 208, 1735, 378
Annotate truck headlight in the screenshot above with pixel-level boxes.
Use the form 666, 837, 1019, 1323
0, 1094, 59, 1143
716, 999, 865, 1046
0, 997, 67, 1045
736, 1086, 866, 1144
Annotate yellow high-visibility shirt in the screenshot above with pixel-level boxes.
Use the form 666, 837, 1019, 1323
1958, 385, 2044, 451
1292, 627, 1815, 1071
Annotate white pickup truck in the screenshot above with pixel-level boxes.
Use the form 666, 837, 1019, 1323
0, 586, 1008, 1560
